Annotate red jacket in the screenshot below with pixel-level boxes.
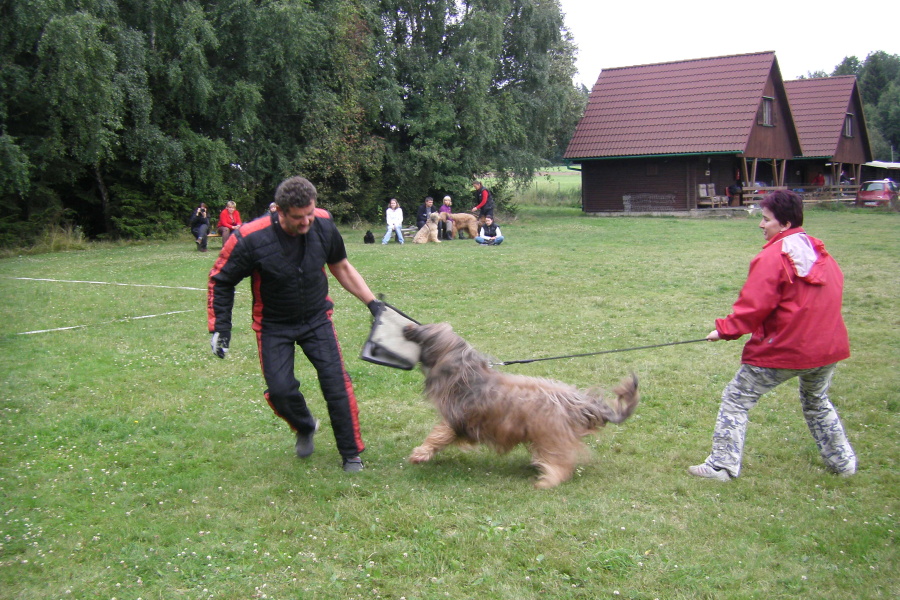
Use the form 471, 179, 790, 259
217, 208, 242, 230
715, 228, 850, 369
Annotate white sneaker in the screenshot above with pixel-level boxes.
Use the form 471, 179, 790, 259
688, 464, 730, 481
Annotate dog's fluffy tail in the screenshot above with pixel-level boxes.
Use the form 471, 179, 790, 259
585, 373, 639, 426
608, 373, 639, 423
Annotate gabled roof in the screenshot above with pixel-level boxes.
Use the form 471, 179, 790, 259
564, 52, 784, 160
784, 76, 868, 158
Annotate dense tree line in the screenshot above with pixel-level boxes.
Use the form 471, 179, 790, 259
804, 51, 900, 162
0, 0, 585, 244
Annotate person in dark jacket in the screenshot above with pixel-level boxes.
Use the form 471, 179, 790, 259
415, 196, 436, 229
190, 203, 210, 252
474, 215, 504, 245
471, 181, 494, 219
207, 176, 382, 472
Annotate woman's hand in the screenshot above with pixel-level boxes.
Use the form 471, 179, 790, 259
706, 330, 721, 342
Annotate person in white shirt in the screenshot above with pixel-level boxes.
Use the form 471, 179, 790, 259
475, 215, 504, 245
381, 198, 405, 245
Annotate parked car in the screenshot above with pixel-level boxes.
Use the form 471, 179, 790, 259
855, 180, 898, 207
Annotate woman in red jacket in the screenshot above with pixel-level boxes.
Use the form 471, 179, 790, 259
689, 190, 857, 481
217, 201, 242, 244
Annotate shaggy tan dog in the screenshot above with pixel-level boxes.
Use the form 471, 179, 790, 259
403, 322, 639, 489
439, 212, 479, 239
412, 212, 441, 244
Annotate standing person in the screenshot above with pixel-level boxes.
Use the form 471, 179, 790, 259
438, 196, 454, 240
416, 196, 436, 229
689, 190, 856, 481
382, 198, 404, 245
217, 201, 242, 245
190, 203, 210, 252
208, 176, 382, 472
474, 215, 504, 245
471, 181, 494, 220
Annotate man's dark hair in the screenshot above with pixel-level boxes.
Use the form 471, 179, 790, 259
275, 177, 317, 210
760, 190, 804, 228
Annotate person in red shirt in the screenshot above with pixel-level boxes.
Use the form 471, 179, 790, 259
217, 201, 242, 244
812, 172, 826, 187
689, 190, 857, 481
471, 181, 494, 220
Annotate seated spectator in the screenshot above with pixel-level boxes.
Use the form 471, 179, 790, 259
438, 196, 453, 240
416, 196, 436, 229
475, 215, 504, 245
190, 203, 210, 252
382, 198, 404, 245
217, 201, 242, 244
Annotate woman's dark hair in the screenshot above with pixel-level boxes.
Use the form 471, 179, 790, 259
759, 190, 804, 228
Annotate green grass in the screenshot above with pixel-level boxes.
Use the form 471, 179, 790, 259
1, 207, 897, 599
488, 166, 583, 207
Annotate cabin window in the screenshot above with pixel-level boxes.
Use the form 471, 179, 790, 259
843, 114, 854, 138
757, 97, 775, 127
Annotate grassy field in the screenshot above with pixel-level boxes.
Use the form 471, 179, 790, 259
0, 206, 897, 600
489, 166, 583, 207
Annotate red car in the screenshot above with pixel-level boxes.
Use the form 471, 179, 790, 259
855, 180, 898, 207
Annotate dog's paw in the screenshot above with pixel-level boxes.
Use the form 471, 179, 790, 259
408, 447, 434, 463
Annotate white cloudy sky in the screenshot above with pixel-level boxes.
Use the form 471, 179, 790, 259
558, 0, 900, 88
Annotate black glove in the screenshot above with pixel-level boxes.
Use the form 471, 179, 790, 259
367, 299, 385, 319
210, 331, 231, 359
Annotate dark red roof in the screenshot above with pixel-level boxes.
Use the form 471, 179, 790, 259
565, 52, 779, 159
784, 76, 859, 158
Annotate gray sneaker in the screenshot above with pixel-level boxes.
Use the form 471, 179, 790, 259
295, 420, 319, 458
342, 456, 364, 472
688, 463, 730, 481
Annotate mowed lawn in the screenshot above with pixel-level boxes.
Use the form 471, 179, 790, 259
0, 207, 896, 600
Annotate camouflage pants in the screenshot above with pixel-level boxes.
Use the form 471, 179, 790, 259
704, 363, 857, 478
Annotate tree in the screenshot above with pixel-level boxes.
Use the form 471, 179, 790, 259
847, 52, 900, 161
0, 0, 585, 244
857, 51, 900, 106
372, 0, 584, 214
832, 56, 861, 76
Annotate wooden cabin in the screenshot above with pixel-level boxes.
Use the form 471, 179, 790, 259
564, 52, 802, 212
784, 76, 873, 190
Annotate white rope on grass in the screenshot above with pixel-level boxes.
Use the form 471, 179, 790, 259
11, 277, 206, 291
17, 310, 198, 335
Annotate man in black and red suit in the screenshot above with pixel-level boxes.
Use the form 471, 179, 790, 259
208, 176, 382, 472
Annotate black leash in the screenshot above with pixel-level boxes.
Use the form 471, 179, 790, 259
492, 338, 709, 366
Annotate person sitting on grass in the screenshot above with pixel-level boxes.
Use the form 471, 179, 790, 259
475, 215, 503, 246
